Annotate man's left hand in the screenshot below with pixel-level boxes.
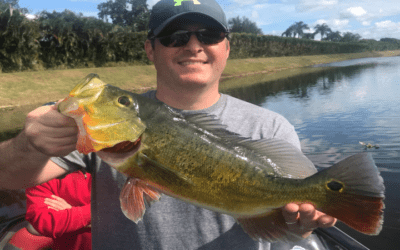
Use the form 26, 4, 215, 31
282, 203, 337, 239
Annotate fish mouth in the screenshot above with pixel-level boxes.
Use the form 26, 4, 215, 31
100, 136, 142, 154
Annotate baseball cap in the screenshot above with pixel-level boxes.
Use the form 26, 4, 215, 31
148, 0, 228, 38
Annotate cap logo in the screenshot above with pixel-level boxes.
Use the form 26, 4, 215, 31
174, 0, 201, 7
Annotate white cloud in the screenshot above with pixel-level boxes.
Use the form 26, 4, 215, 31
232, 0, 261, 7
314, 19, 328, 25
344, 6, 367, 17
296, 0, 338, 12
333, 19, 349, 28
375, 20, 399, 29
25, 14, 36, 20
362, 21, 371, 26
251, 10, 259, 19
313, 19, 349, 30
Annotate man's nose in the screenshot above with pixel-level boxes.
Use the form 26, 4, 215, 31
184, 33, 203, 52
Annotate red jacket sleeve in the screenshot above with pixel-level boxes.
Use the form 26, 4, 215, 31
25, 175, 91, 239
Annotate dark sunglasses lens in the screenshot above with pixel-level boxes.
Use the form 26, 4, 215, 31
159, 32, 189, 47
158, 30, 226, 47
197, 31, 225, 44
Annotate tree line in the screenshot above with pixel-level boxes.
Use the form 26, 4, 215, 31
1, 0, 399, 73
282, 22, 362, 43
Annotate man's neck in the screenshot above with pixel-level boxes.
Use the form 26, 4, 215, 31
155, 83, 220, 110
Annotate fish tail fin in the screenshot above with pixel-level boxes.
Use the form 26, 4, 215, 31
310, 153, 385, 235
237, 153, 384, 242
119, 177, 161, 223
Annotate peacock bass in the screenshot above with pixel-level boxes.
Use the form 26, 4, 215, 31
58, 74, 385, 242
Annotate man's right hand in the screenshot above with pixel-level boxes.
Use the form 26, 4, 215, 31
24, 101, 78, 156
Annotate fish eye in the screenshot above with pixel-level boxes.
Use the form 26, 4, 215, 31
326, 180, 344, 192
118, 96, 131, 106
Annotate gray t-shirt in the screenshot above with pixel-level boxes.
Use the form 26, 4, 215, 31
51, 92, 308, 250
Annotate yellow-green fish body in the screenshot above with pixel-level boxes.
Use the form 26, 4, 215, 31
59, 74, 385, 241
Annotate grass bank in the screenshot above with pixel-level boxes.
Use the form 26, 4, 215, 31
1, 50, 399, 108
1, 50, 399, 138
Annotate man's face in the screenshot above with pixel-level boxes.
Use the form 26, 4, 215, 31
145, 24, 230, 91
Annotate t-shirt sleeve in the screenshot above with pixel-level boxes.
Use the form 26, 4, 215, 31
270, 115, 302, 151
50, 151, 96, 173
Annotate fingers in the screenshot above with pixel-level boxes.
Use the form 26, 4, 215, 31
44, 195, 72, 211
316, 214, 337, 228
282, 203, 337, 239
24, 104, 79, 156
282, 203, 300, 227
298, 204, 318, 229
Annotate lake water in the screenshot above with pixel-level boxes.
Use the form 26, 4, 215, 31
223, 56, 400, 171
222, 56, 400, 249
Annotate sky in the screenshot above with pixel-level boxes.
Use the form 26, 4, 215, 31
19, 0, 400, 40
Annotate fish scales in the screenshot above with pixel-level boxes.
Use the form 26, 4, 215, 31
116, 105, 327, 216
58, 74, 385, 241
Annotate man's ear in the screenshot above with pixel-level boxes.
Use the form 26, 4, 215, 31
226, 39, 230, 60
144, 40, 154, 62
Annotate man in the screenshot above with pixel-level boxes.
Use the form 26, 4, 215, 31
0, 0, 336, 249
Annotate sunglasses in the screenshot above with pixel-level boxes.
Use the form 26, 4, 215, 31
152, 29, 229, 47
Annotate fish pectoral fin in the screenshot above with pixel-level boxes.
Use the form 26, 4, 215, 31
119, 177, 161, 223
236, 209, 303, 243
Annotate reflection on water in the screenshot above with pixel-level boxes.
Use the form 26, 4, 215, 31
222, 57, 400, 171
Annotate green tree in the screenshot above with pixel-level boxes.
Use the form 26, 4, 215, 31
314, 23, 332, 40
0, 0, 28, 14
37, 10, 114, 69
228, 16, 263, 35
341, 32, 361, 42
282, 25, 294, 37
38, 10, 113, 37
97, 0, 149, 30
286, 21, 309, 38
302, 32, 315, 40
324, 31, 341, 42
0, 6, 40, 72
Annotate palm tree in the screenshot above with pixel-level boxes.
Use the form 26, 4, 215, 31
292, 21, 309, 38
314, 23, 332, 40
282, 25, 294, 37
302, 33, 315, 40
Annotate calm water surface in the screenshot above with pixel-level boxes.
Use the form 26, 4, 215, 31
224, 56, 400, 171
223, 56, 400, 249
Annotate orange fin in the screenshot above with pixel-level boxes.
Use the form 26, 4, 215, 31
309, 153, 385, 235
236, 209, 302, 242
119, 177, 161, 223
319, 194, 384, 235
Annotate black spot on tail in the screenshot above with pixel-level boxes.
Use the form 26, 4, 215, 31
327, 180, 344, 192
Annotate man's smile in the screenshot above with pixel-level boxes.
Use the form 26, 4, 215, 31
178, 61, 207, 66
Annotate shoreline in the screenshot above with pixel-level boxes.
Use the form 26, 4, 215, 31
1, 50, 399, 110
1, 50, 400, 138
220, 50, 400, 83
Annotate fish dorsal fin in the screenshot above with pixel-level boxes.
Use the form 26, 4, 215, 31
238, 138, 317, 178
182, 112, 247, 144
181, 112, 316, 179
